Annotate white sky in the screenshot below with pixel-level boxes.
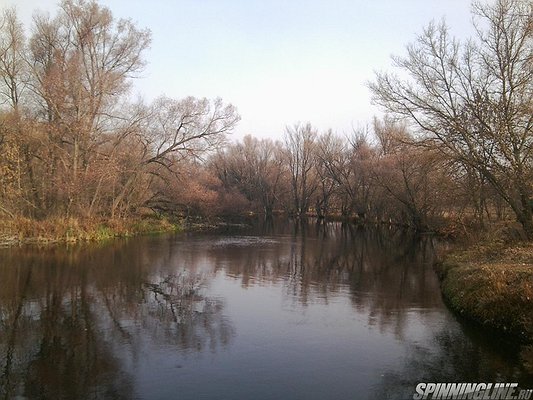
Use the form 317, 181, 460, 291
1, 0, 475, 140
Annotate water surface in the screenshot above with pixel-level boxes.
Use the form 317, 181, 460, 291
0, 220, 531, 399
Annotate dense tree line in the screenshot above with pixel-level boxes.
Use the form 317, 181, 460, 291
0, 0, 239, 221
211, 121, 460, 232
0, 0, 531, 237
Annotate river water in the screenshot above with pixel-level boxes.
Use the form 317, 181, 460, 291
0, 220, 531, 399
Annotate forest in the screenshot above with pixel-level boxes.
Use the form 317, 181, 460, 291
0, 0, 531, 240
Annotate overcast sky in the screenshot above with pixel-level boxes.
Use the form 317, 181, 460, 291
3, 0, 475, 140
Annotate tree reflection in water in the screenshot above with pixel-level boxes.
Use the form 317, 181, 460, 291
140, 273, 234, 353
0, 240, 234, 399
370, 323, 533, 400
199, 219, 532, 387
206, 220, 442, 337
0, 220, 531, 399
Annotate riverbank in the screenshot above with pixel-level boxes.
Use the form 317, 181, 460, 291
437, 240, 533, 374
0, 216, 180, 246
437, 241, 533, 343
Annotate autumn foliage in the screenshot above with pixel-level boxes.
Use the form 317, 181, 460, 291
1, 0, 532, 240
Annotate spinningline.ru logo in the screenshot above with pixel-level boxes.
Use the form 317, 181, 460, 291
413, 383, 532, 400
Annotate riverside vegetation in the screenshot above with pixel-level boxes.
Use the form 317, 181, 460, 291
0, 0, 532, 342
437, 236, 533, 373
0, 216, 178, 246
438, 237, 533, 341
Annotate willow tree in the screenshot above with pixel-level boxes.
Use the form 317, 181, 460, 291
369, 0, 533, 238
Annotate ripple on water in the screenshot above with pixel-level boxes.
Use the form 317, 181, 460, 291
210, 236, 279, 247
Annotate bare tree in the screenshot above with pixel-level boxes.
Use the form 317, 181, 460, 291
26, 0, 151, 215
212, 135, 285, 216
143, 96, 238, 167
283, 123, 318, 216
314, 131, 341, 219
0, 8, 27, 111
345, 131, 376, 219
369, 0, 533, 238
314, 129, 376, 219
0, 9, 30, 217
110, 96, 239, 217
372, 122, 452, 230
0, 0, 240, 222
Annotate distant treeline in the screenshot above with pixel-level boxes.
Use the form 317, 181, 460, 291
0, 0, 531, 238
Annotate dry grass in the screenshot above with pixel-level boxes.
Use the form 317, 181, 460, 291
439, 241, 533, 342
0, 216, 179, 245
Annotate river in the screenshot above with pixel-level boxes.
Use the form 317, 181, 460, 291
0, 220, 531, 399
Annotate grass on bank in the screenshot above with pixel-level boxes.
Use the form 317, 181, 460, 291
438, 239, 533, 342
437, 232, 533, 374
0, 216, 180, 245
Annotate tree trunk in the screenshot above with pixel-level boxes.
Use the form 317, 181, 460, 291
517, 199, 533, 240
